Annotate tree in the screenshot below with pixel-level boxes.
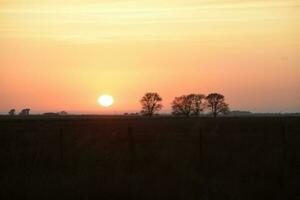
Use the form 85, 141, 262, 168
189, 94, 206, 116
140, 92, 163, 117
172, 95, 192, 117
8, 109, 16, 116
205, 93, 229, 117
171, 94, 205, 117
19, 108, 30, 116
172, 95, 191, 117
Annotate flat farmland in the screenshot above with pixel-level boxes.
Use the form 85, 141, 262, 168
0, 117, 299, 200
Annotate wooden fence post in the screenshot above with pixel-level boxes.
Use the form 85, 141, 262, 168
127, 126, 136, 199
128, 127, 135, 174
60, 128, 64, 167
280, 123, 287, 191
198, 128, 204, 170
59, 128, 64, 190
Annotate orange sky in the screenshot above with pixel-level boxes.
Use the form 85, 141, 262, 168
0, 0, 299, 114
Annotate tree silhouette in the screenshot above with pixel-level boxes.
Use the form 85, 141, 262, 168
8, 109, 16, 116
189, 94, 206, 116
172, 94, 205, 117
172, 95, 192, 117
205, 93, 229, 117
140, 92, 163, 118
19, 108, 30, 116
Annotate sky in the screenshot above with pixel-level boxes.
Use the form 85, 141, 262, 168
0, 0, 299, 114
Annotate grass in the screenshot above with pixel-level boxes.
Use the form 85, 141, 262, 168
0, 116, 299, 200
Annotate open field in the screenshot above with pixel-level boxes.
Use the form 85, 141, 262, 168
0, 117, 299, 200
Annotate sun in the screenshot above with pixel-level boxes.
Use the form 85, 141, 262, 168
98, 95, 114, 107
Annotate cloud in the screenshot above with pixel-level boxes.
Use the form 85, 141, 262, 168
0, 0, 299, 42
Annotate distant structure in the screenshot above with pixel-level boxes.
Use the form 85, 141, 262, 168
59, 111, 68, 116
43, 112, 59, 117
8, 109, 16, 116
42, 111, 68, 116
228, 110, 253, 116
124, 112, 139, 116
19, 108, 30, 116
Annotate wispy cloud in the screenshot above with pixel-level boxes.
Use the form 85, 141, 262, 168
0, 0, 299, 42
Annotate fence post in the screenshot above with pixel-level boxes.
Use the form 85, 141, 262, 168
280, 123, 287, 191
198, 128, 203, 170
128, 127, 135, 174
60, 128, 64, 167
59, 128, 64, 191
127, 126, 135, 199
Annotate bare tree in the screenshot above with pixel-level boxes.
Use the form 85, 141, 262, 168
172, 95, 192, 117
205, 93, 229, 117
140, 92, 163, 118
8, 109, 16, 116
189, 94, 206, 116
19, 108, 30, 116
172, 94, 205, 117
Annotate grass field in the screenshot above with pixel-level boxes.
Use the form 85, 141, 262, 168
0, 116, 299, 200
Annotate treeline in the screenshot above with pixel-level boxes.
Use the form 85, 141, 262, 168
7, 109, 68, 117
140, 92, 229, 118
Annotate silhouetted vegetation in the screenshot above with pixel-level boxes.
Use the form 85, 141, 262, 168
138, 92, 230, 118
8, 93, 231, 118
43, 111, 68, 116
205, 93, 229, 117
140, 92, 163, 117
19, 108, 30, 116
8, 109, 16, 116
172, 94, 205, 117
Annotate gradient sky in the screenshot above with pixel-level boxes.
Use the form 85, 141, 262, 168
0, 0, 299, 114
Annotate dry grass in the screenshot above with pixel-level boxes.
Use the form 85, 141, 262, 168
0, 117, 299, 200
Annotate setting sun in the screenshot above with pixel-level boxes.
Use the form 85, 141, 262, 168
0, 0, 299, 113
1, 1, 300, 199
98, 95, 114, 107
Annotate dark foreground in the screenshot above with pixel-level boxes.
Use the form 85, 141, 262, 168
0, 117, 299, 200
